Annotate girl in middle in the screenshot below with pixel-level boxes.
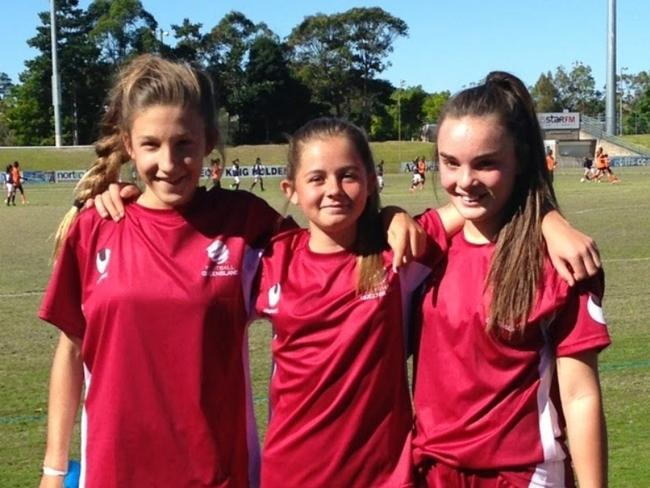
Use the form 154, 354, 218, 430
254, 117, 452, 487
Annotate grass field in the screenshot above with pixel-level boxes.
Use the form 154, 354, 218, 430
622, 134, 650, 151
1, 168, 649, 486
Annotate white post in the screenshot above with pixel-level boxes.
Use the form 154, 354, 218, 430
605, 0, 617, 136
50, 0, 62, 147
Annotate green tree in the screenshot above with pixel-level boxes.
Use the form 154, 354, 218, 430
531, 72, 562, 112
344, 7, 408, 128
626, 84, 650, 134
553, 62, 603, 115
422, 91, 450, 123
288, 13, 351, 117
88, 0, 158, 65
170, 18, 206, 63
288, 8, 407, 129
205, 12, 263, 114
238, 36, 315, 143
0, 73, 13, 100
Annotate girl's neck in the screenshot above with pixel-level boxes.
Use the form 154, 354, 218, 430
463, 220, 502, 244
307, 224, 357, 254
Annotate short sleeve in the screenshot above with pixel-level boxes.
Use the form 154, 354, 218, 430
415, 209, 449, 268
553, 271, 611, 357
253, 229, 300, 319
38, 226, 86, 339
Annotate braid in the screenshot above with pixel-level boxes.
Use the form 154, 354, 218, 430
52, 130, 129, 260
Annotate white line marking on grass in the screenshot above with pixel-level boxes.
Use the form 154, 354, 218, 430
572, 205, 650, 215
0, 290, 44, 298
603, 257, 650, 263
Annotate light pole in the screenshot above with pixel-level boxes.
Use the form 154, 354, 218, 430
605, 0, 617, 135
619, 66, 627, 135
50, 0, 62, 147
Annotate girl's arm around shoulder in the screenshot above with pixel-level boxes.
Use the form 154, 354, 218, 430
413, 205, 457, 265
557, 350, 608, 488
542, 211, 601, 286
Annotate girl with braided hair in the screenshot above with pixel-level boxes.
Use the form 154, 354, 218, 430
38, 54, 284, 488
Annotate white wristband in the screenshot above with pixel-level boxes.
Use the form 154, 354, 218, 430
42, 465, 68, 476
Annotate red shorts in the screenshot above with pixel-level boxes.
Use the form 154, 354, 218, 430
416, 459, 575, 488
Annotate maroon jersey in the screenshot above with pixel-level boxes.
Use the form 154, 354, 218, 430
255, 216, 448, 488
39, 188, 281, 488
412, 225, 611, 485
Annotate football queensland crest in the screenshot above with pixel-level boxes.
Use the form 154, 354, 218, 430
206, 240, 229, 264
202, 239, 238, 277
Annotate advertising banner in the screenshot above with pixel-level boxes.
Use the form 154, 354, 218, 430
538, 112, 580, 130
55, 170, 87, 183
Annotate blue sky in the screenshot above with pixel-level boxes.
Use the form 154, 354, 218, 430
2, 0, 648, 93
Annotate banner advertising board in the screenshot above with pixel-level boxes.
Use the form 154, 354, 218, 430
538, 112, 580, 130
55, 170, 87, 183
221, 165, 287, 178
609, 156, 650, 167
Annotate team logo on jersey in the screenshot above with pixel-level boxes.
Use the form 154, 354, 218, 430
206, 240, 229, 264
587, 293, 606, 325
263, 283, 281, 314
96, 248, 111, 283
202, 239, 238, 277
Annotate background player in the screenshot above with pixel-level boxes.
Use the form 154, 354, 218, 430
249, 156, 265, 191
38, 54, 285, 488
545, 146, 557, 182
11, 161, 27, 204
230, 158, 241, 189
412, 72, 609, 488
5, 164, 14, 205
210, 157, 223, 189
376, 159, 385, 192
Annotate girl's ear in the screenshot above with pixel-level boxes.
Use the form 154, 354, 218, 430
281, 179, 298, 204
122, 133, 135, 160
